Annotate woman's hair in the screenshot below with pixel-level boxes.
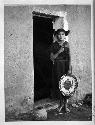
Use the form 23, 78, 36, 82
55, 28, 70, 36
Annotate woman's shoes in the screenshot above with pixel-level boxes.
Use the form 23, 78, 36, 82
57, 106, 63, 112
64, 107, 70, 113
57, 106, 70, 114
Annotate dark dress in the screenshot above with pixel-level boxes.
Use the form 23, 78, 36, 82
50, 41, 70, 99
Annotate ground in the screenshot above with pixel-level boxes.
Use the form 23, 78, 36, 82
5, 98, 92, 121
47, 104, 92, 121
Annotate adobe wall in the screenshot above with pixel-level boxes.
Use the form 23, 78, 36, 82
4, 5, 91, 114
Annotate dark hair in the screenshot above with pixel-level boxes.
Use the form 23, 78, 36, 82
55, 28, 70, 36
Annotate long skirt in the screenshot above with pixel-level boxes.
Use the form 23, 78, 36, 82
51, 59, 70, 100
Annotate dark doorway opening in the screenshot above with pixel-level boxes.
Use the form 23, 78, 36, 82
33, 14, 54, 102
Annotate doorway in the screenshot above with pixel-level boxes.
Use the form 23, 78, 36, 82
33, 14, 54, 102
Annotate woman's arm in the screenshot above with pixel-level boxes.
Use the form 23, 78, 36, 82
50, 47, 64, 62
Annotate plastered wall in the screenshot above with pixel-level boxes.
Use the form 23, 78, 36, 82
66, 5, 91, 101
4, 5, 91, 114
4, 6, 34, 114
35, 5, 92, 101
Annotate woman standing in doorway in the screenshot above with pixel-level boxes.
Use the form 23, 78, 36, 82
50, 28, 71, 112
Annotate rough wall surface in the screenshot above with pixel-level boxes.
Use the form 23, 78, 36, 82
66, 5, 91, 101
4, 5, 91, 114
35, 5, 92, 101
4, 6, 34, 114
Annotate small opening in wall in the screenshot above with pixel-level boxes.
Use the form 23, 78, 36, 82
33, 13, 55, 102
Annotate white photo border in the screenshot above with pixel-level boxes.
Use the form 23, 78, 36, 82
0, 0, 94, 125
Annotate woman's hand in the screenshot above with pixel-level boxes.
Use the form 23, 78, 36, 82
50, 53, 56, 61
50, 53, 58, 63
58, 47, 64, 54
50, 47, 64, 62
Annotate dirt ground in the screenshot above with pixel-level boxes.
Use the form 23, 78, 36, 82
5, 98, 92, 121
47, 104, 92, 121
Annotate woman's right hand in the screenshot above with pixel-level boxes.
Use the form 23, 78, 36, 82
58, 47, 64, 54
50, 53, 55, 62
50, 53, 58, 63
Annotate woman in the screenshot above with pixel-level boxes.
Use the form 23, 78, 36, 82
50, 28, 71, 112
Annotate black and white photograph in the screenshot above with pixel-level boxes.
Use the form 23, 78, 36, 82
1, 0, 94, 124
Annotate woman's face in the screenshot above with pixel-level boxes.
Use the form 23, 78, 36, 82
57, 31, 66, 41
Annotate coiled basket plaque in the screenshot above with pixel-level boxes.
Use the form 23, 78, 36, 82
59, 74, 78, 96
